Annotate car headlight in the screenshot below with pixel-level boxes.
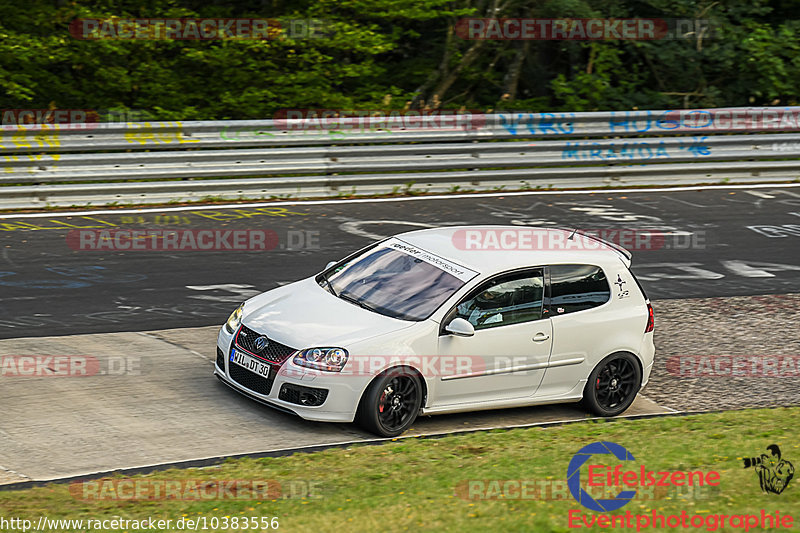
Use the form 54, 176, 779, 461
293, 348, 349, 372
224, 303, 244, 334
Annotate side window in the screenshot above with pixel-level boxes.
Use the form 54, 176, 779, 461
454, 270, 544, 330
549, 264, 611, 315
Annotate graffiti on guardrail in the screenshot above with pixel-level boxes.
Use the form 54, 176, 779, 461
497, 112, 575, 135
608, 109, 800, 133
679, 137, 712, 156
0, 129, 62, 150
561, 137, 712, 160
561, 140, 669, 160
2, 152, 62, 175
219, 126, 277, 141
124, 122, 199, 145
2, 107, 800, 207
0, 110, 96, 155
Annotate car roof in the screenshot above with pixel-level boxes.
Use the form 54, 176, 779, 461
395, 225, 631, 274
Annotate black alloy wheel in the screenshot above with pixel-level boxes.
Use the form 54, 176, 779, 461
582, 352, 642, 417
356, 370, 422, 437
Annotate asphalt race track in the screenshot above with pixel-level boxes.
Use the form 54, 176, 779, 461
1, 184, 799, 484
1, 185, 800, 338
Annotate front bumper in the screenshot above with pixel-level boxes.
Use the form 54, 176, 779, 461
215, 326, 369, 423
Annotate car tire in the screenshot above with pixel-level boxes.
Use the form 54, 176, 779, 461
582, 352, 642, 417
356, 368, 422, 437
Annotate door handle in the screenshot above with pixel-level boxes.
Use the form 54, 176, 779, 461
533, 333, 550, 342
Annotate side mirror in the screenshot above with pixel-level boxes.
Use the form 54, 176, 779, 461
325, 261, 337, 270
445, 317, 475, 337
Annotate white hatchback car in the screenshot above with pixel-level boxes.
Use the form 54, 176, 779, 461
215, 226, 655, 437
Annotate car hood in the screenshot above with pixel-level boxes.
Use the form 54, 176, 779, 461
241, 277, 414, 349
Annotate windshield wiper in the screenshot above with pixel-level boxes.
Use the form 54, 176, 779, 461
320, 273, 337, 296
338, 292, 378, 313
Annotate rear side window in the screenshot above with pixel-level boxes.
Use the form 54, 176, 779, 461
549, 264, 611, 315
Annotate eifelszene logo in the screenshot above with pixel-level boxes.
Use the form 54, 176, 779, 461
743, 444, 795, 494
568, 442, 637, 512
567, 441, 721, 512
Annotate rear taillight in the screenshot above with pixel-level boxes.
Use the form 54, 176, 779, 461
645, 302, 654, 333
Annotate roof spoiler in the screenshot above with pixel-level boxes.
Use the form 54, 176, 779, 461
575, 230, 633, 266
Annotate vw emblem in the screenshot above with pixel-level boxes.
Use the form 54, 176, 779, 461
253, 336, 269, 352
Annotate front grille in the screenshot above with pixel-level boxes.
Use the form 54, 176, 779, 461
229, 363, 275, 396
216, 347, 225, 370
279, 384, 329, 407
234, 325, 296, 364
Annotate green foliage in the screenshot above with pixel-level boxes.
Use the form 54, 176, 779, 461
1, 0, 799, 117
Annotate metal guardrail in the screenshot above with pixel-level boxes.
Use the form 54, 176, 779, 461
2, 107, 800, 208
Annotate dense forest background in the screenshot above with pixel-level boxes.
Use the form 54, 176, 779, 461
1, 0, 799, 120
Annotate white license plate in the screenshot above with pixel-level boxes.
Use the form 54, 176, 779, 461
230, 349, 272, 378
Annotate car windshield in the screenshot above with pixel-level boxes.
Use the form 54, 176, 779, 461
321, 241, 476, 321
